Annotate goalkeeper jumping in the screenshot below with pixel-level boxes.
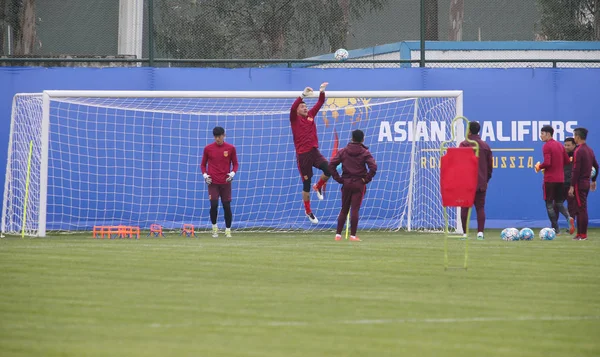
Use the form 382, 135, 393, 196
289, 82, 332, 224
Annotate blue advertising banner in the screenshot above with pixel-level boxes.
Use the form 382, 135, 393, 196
0, 68, 598, 230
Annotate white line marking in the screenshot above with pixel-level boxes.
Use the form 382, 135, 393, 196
148, 315, 600, 328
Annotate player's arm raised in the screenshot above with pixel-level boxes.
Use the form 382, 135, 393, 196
290, 87, 313, 120
308, 82, 327, 117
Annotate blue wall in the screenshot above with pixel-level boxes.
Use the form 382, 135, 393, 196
1, 67, 599, 230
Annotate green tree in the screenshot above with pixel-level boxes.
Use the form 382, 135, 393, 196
537, 0, 599, 40
0, 0, 36, 55
154, 0, 387, 60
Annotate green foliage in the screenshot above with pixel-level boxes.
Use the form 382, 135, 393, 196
537, 0, 600, 40
154, 0, 387, 60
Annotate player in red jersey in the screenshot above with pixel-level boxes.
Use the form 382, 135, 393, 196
289, 82, 332, 224
568, 127, 599, 240
328, 130, 377, 241
536, 125, 575, 235
200, 126, 239, 238
459, 121, 493, 240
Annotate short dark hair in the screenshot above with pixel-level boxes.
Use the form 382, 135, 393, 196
541, 125, 554, 136
573, 127, 588, 140
469, 121, 481, 135
213, 126, 225, 137
564, 137, 576, 145
352, 129, 365, 143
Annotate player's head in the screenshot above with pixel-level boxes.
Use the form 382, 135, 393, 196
297, 101, 308, 116
468, 121, 481, 135
564, 137, 576, 153
213, 126, 226, 145
540, 125, 554, 142
352, 129, 365, 143
573, 127, 588, 144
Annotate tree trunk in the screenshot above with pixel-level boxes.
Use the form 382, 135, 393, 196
424, 0, 438, 40
0, 0, 6, 54
14, 0, 36, 55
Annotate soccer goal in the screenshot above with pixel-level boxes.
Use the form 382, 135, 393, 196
2, 90, 463, 237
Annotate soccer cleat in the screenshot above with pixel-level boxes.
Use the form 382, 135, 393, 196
580, 234, 588, 241
313, 184, 324, 200
477, 232, 484, 240
306, 212, 319, 224
335, 234, 342, 241
573, 235, 582, 240
212, 226, 219, 238
349, 236, 361, 241
225, 229, 232, 238
568, 217, 575, 235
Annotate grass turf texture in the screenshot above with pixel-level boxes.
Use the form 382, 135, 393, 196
1, 230, 599, 357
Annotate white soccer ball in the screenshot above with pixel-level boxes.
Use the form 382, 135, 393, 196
592, 166, 597, 179
539, 227, 556, 241
500, 228, 520, 241
334, 48, 349, 61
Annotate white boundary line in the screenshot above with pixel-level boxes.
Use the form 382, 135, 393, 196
149, 315, 600, 328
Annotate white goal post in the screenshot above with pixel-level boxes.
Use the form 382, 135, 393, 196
2, 90, 463, 237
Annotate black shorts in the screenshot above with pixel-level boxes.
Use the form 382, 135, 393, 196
296, 148, 328, 181
543, 182, 564, 202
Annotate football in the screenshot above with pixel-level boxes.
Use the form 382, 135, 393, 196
334, 48, 349, 61
519, 228, 535, 241
500, 228, 519, 241
539, 227, 556, 241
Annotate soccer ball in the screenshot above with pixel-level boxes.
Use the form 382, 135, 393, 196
519, 228, 535, 241
500, 228, 520, 241
592, 166, 597, 179
539, 228, 556, 241
334, 48, 349, 61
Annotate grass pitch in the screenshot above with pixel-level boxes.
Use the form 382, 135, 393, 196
1, 230, 599, 357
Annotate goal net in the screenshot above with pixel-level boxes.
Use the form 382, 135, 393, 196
2, 90, 463, 237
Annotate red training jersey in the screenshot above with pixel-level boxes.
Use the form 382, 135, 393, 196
571, 143, 599, 185
459, 134, 493, 191
538, 138, 570, 183
200, 142, 239, 185
289, 92, 325, 154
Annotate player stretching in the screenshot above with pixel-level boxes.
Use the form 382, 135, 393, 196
459, 121, 493, 240
568, 127, 598, 240
289, 82, 332, 223
201, 126, 239, 238
536, 125, 575, 235
328, 130, 377, 241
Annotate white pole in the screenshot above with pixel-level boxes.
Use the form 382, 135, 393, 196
38, 93, 51, 237
406, 98, 420, 232
118, 0, 144, 59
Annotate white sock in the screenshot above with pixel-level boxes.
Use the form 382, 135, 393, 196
212, 224, 218, 230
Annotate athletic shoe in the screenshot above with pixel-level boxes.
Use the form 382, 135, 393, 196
568, 217, 575, 235
477, 232, 484, 240
580, 234, 588, 241
212, 226, 219, 238
349, 236, 361, 241
225, 229, 232, 238
306, 212, 319, 224
313, 184, 324, 200
335, 234, 342, 241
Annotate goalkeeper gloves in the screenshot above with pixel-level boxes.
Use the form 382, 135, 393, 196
301, 87, 313, 98
203, 173, 212, 184
534, 162, 544, 174
319, 82, 328, 92
226, 172, 236, 182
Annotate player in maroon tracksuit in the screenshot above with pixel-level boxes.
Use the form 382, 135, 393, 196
328, 130, 377, 241
568, 127, 599, 240
459, 122, 493, 240
289, 82, 332, 224
536, 125, 575, 235
554, 137, 578, 220
200, 126, 239, 238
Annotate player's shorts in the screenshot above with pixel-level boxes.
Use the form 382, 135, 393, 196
208, 183, 232, 202
296, 148, 328, 181
543, 182, 564, 202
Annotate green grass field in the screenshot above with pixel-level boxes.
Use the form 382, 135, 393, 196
1, 230, 599, 357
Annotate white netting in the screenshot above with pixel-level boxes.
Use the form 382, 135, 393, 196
2, 91, 460, 236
